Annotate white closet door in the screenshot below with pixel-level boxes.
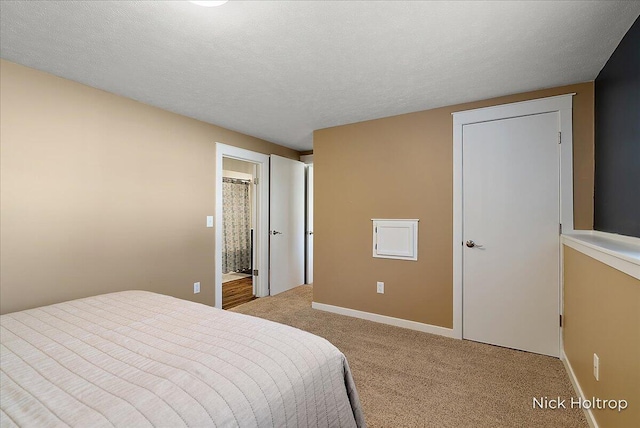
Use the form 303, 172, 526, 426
306, 165, 314, 284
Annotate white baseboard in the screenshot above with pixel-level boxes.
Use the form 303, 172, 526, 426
561, 350, 598, 428
311, 301, 457, 338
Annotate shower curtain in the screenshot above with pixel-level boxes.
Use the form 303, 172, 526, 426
222, 177, 252, 274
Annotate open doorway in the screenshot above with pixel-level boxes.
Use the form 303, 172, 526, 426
221, 157, 256, 309
215, 143, 270, 310
215, 144, 307, 306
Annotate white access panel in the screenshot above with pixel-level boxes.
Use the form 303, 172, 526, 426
372, 219, 419, 260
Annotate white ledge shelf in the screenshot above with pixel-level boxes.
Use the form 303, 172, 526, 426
562, 231, 640, 280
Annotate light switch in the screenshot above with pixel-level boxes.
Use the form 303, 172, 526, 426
206, 216, 214, 228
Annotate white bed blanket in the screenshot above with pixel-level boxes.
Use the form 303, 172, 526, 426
0, 291, 365, 427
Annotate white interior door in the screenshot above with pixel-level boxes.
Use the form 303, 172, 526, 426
462, 112, 560, 357
306, 165, 314, 284
270, 155, 305, 295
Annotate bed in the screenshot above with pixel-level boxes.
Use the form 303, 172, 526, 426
0, 291, 365, 427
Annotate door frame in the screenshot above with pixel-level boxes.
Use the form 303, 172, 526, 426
452, 94, 575, 341
215, 143, 270, 309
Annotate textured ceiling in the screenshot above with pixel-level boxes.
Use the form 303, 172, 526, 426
1, 1, 639, 150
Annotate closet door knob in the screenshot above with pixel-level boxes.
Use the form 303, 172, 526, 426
271, 230, 283, 235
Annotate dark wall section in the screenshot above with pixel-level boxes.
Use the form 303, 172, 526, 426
594, 17, 640, 238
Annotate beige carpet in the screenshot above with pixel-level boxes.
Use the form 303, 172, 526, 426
230, 285, 588, 428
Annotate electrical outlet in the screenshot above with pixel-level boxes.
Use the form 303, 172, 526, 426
376, 281, 384, 294
593, 353, 599, 381
194, 282, 201, 294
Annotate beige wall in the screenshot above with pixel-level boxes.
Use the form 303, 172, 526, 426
223, 157, 254, 175
313, 82, 594, 327
0, 59, 298, 314
563, 246, 639, 428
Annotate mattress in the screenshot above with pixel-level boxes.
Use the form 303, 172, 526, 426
0, 291, 365, 427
